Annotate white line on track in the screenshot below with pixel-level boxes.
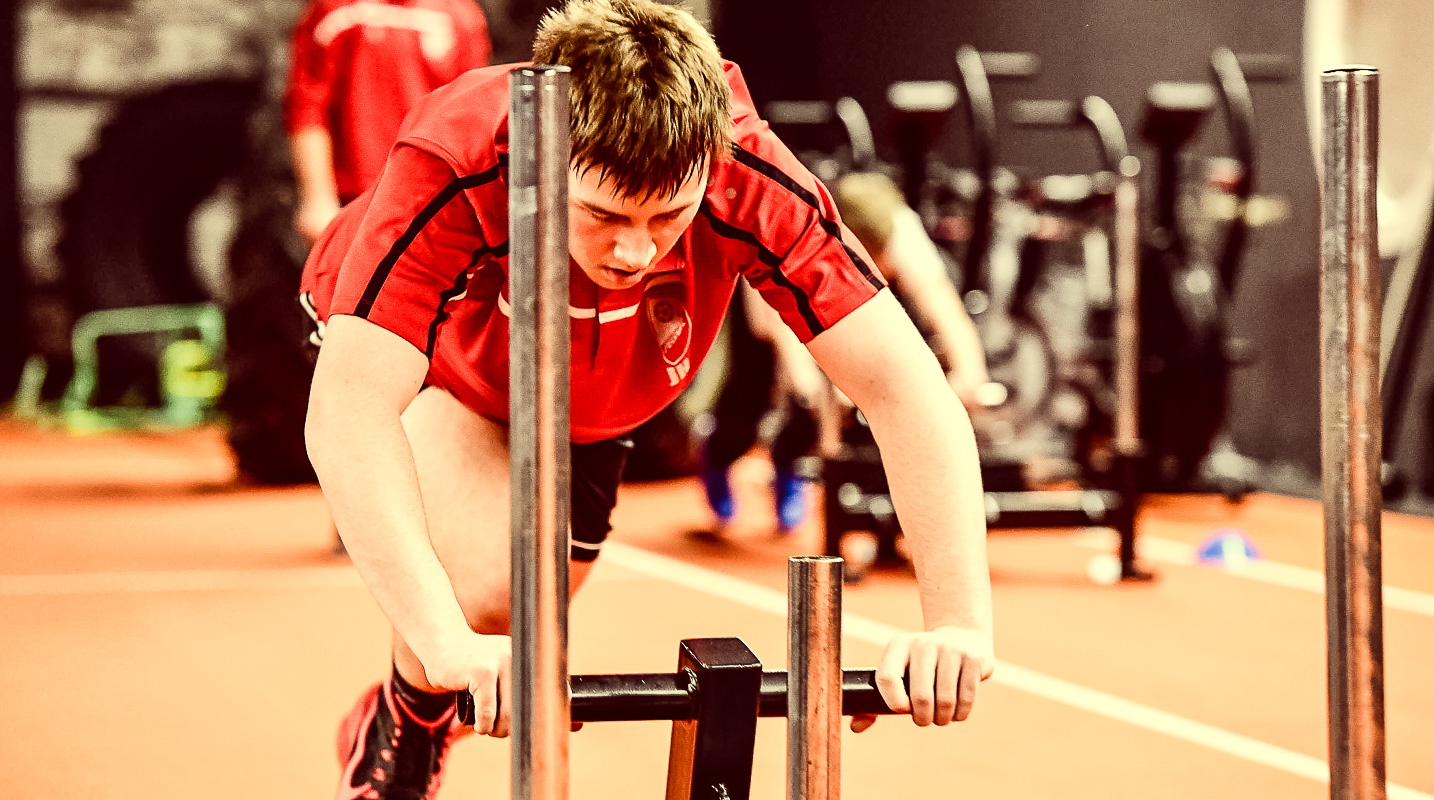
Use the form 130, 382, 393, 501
601, 542, 1433, 800
1076, 530, 1434, 618
0, 565, 361, 595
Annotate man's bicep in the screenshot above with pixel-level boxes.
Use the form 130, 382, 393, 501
310, 314, 430, 420
807, 290, 938, 410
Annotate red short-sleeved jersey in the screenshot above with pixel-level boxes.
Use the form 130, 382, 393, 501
300, 61, 887, 443
284, 0, 491, 201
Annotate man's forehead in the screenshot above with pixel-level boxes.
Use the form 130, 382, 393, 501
569, 165, 708, 210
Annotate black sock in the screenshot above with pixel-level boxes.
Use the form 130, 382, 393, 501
391, 665, 459, 723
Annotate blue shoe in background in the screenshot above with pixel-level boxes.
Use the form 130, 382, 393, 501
774, 469, 810, 533
702, 467, 735, 525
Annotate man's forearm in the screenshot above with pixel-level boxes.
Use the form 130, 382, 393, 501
863, 374, 992, 635
307, 401, 473, 662
290, 126, 340, 205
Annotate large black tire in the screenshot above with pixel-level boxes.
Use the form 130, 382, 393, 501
221, 104, 319, 485
58, 79, 263, 404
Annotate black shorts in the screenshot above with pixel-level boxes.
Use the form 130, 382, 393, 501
568, 436, 634, 562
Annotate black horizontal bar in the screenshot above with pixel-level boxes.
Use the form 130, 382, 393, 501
759, 669, 897, 718
457, 669, 899, 725
572, 672, 696, 722
985, 490, 1123, 528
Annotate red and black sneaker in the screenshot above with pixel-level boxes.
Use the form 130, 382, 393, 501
335, 678, 460, 800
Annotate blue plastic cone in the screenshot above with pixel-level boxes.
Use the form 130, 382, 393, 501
1196, 528, 1261, 566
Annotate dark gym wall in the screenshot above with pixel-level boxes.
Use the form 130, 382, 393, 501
2, 0, 24, 400
715, 0, 1324, 478
712, 0, 820, 109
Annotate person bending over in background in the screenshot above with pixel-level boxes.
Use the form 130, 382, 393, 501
700, 170, 990, 532
285, 0, 492, 243
300, 2, 993, 797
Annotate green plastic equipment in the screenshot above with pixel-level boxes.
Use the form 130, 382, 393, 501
14, 303, 226, 432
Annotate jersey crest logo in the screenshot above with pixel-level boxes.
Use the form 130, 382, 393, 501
644, 274, 691, 386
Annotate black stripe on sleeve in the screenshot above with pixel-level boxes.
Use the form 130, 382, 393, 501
699, 205, 784, 266
730, 146, 821, 208
699, 205, 823, 336
422, 239, 509, 357
354, 162, 503, 318
766, 266, 824, 337
731, 146, 885, 290
822, 219, 886, 290
425, 270, 470, 357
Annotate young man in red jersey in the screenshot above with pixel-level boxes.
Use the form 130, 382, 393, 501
301, 1, 993, 796
285, 0, 492, 243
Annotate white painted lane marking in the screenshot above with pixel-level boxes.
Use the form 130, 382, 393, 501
0, 566, 361, 595
601, 542, 1432, 800
1077, 530, 1434, 618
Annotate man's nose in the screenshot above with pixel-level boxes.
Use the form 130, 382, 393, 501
612, 226, 657, 269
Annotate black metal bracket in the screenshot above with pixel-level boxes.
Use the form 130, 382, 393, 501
822, 445, 1155, 582
664, 638, 763, 800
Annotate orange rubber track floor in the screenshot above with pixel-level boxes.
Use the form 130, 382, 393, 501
1, 420, 1431, 799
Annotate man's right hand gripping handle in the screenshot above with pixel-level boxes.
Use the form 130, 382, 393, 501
421, 634, 513, 738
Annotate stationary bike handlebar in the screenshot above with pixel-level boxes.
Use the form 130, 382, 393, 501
762, 97, 877, 175
1008, 96, 1132, 175
953, 45, 1041, 295
1208, 48, 1293, 294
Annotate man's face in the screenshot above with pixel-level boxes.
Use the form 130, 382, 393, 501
568, 165, 708, 290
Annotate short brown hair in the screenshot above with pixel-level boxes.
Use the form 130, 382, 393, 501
533, 0, 731, 200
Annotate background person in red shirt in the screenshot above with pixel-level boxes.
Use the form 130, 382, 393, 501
285, 0, 492, 243
301, 2, 994, 797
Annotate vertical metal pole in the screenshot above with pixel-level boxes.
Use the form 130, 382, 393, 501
509, 65, 572, 800
1112, 156, 1141, 455
1319, 66, 1386, 800
1112, 155, 1150, 581
788, 556, 843, 800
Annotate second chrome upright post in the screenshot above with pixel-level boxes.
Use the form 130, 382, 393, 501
788, 556, 843, 800
1320, 66, 1386, 800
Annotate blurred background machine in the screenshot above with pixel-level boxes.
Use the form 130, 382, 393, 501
6, 0, 1434, 517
